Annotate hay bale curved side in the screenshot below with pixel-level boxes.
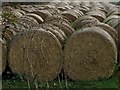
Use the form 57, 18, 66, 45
103, 15, 119, 23
39, 24, 65, 45
64, 27, 117, 80
32, 10, 52, 20
49, 22, 75, 37
86, 10, 106, 22
95, 23, 118, 44
26, 13, 44, 24
9, 30, 63, 81
72, 15, 100, 30
16, 16, 39, 31
61, 10, 79, 23
106, 18, 120, 28
0, 38, 7, 73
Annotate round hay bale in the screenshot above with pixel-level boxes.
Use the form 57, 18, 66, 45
0, 38, 7, 73
0, 40, 2, 74
36, 4, 55, 10
39, 24, 65, 45
80, 2, 92, 8
3, 28, 17, 41
45, 15, 70, 25
80, 6, 90, 11
61, 10, 79, 22
43, 23, 67, 40
2, 6, 13, 12
74, 6, 89, 14
78, 19, 100, 29
57, 6, 70, 11
111, 7, 120, 15
15, 9, 26, 15
20, 5, 36, 13
106, 18, 120, 28
11, 10, 23, 18
69, 2, 80, 7
90, 2, 105, 9
72, 15, 100, 30
100, 2, 115, 13
72, 9, 84, 17
16, 15, 39, 31
90, 7, 107, 15
103, 15, 119, 23
115, 22, 120, 34
26, 13, 44, 24
86, 10, 106, 22
95, 23, 118, 44
9, 30, 63, 81
64, 27, 117, 80
48, 22, 75, 37
107, 7, 119, 16
32, 10, 52, 20
48, 8, 60, 15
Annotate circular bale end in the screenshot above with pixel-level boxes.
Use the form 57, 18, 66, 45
9, 30, 63, 81
64, 27, 117, 80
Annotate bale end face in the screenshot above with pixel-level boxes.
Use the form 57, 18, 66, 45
64, 27, 117, 80
9, 30, 63, 81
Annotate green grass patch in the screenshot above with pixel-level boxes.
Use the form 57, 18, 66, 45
2, 76, 118, 89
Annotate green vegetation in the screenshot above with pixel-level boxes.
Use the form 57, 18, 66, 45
2, 75, 119, 89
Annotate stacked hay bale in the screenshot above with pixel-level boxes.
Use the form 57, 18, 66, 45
1, 2, 119, 81
3, 2, 76, 81
64, 2, 118, 80
102, 3, 120, 63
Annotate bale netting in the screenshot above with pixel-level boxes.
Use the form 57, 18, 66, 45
8, 29, 63, 81
64, 27, 117, 80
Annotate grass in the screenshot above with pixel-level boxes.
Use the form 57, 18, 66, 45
2, 66, 120, 89
2, 74, 119, 89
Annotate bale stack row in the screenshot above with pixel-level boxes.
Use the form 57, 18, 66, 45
64, 2, 119, 80
1, 2, 120, 81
